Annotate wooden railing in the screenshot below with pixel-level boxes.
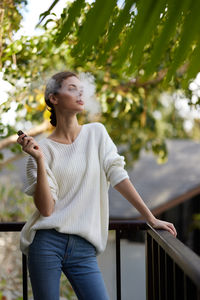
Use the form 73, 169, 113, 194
146, 226, 200, 300
0, 221, 200, 300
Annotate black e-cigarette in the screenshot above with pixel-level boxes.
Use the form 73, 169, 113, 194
17, 130, 38, 149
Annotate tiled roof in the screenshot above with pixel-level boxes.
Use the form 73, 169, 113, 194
109, 139, 200, 218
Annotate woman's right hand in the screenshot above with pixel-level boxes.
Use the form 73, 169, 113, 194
17, 133, 44, 161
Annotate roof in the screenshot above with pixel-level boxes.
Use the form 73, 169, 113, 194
109, 139, 200, 219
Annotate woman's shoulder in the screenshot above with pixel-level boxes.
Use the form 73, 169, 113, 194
84, 123, 109, 142
84, 122, 106, 132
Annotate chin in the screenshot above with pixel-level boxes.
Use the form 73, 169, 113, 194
76, 107, 85, 113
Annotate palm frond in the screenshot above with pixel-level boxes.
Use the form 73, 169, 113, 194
184, 42, 200, 88
55, 0, 86, 45
165, 0, 200, 82
145, 0, 190, 77
42, 0, 200, 85
127, 0, 167, 74
114, 0, 155, 69
72, 0, 117, 58
104, 0, 133, 55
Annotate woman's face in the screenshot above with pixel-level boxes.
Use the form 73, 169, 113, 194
54, 76, 85, 113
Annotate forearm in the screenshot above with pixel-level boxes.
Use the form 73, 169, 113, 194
34, 157, 55, 216
114, 178, 177, 237
114, 178, 156, 225
17, 133, 55, 216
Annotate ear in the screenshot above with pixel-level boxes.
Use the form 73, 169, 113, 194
49, 93, 58, 105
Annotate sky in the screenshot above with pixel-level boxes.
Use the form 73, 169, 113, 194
14, 0, 74, 39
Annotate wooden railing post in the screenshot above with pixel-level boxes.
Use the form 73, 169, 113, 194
116, 229, 121, 300
145, 232, 153, 300
22, 253, 28, 300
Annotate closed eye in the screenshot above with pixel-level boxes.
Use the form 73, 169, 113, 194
68, 84, 83, 91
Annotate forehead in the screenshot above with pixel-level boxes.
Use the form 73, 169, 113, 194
63, 76, 82, 87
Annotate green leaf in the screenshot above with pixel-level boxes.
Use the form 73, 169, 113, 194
114, 0, 156, 68
103, 0, 133, 55
73, 0, 117, 57
37, 0, 60, 26
55, 0, 86, 45
10, 143, 22, 154
0, 152, 4, 160
128, 0, 167, 74
165, 0, 200, 82
16, 103, 24, 111
183, 41, 200, 89
145, 0, 191, 77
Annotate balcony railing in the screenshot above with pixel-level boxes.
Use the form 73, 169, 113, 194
0, 220, 200, 300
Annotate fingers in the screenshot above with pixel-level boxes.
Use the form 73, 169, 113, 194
17, 134, 38, 151
152, 219, 177, 237
165, 222, 177, 237
23, 140, 34, 150
23, 137, 31, 148
17, 133, 27, 145
23, 138, 39, 151
18, 135, 31, 148
167, 227, 176, 237
170, 224, 177, 237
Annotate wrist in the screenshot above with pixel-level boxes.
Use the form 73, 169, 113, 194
35, 154, 44, 164
146, 215, 157, 226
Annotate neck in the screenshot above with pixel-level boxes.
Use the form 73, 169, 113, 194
51, 114, 82, 143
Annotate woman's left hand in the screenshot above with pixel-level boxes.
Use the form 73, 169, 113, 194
148, 218, 177, 237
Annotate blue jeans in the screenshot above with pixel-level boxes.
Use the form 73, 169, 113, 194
28, 229, 109, 300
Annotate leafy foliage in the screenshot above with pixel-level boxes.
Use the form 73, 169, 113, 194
0, 180, 34, 221
0, 0, 27, 69
41, 0, 200, 92
0, 0, 199, 167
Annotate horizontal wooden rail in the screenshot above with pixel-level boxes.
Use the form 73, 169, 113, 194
0, 221, 199, 300
147, 226, 200, 287
0, 222, 25, 231
109, 219, 148, 230
146, 225, 200, 300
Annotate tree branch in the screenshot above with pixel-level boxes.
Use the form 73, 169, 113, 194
114, 63, 188, 92
0, 7, 5, 69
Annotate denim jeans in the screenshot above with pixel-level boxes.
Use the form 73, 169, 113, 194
28, 229, 109, 300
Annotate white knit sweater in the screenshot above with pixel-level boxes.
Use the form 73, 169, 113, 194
20, 122, 129, 255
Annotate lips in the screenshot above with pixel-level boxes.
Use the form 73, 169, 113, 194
77, 100, 84, 105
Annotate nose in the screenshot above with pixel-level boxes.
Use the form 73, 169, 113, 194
79, 89, 83, 96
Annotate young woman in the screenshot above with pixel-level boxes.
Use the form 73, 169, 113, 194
17, 71, 177, 300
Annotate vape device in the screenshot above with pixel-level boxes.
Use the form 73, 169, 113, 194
17, 130, 38, 149
17, 130, 27, 138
